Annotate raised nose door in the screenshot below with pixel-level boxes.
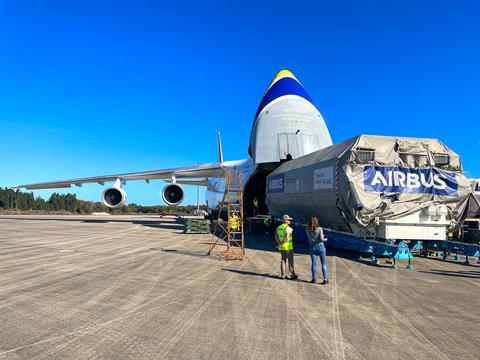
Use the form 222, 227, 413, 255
278, 133, 320, 160
278, 133, 300, 160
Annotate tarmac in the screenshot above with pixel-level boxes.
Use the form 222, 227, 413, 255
0, 215, 478, 360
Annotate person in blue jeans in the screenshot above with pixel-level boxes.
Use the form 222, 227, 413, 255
306, 216, 328, 284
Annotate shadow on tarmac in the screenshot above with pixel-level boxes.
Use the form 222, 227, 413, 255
0, 216, 186, 232
222, 268, 281, 280
242, 232, 400, 276
153, 247, 228, 262
222, 268, 316, 284
139, 223, 184, 231
158, 248, 212, 258
418, 269, 480, 279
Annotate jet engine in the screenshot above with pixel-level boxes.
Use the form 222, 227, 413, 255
102, 186, 127, 208
162, 183, 184, 205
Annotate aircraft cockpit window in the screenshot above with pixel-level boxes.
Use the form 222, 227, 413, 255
434, 153, 450, 166
357, 148, 375, 163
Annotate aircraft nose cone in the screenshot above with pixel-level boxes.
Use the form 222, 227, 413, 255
269, 69, 298, 87
254, 69, 314, 119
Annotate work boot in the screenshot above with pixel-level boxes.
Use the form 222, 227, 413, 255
321, 279, 329, 285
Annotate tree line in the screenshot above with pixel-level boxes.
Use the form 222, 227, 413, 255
0, 188, 206, 215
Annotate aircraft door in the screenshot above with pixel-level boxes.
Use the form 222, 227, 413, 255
300, 134, 320, 155
278, 133, 300, 160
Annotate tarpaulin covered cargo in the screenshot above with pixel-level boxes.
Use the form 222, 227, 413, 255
266, 135, 473, 240
466, 193, 480, 218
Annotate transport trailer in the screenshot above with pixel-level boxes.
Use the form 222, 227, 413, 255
292, 224, 414, 269
410, 195, 480, 265
266, 135, 477, 268
411, 239, 480, 265
266, 135, 473, 241
411, 216, 480, 265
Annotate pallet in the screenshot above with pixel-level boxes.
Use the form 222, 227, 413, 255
184, 219, 211, 234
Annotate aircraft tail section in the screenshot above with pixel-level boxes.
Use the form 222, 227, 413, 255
217, 131, 224, 163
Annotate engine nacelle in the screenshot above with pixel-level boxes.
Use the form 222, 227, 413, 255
162, 183, 184, 205
102, 186, 127, 208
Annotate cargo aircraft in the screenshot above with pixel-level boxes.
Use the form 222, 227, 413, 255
16, 70, 333, 216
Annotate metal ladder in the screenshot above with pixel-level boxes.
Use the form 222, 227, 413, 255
207, 169, 245, 260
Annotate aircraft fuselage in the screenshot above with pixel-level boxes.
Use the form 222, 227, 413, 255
205, 70, 333, 215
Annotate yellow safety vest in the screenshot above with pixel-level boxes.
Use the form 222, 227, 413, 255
228, 215, 239, 230
276, 223, 293, 251
448, 225, 454, 239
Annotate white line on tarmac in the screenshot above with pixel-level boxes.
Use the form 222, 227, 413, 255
331, 255, 346, 360
0, 261, 223, 358
153, 256, 252, 359
250, 252, 337, 358
0, 222, 215, 358
338, 257, 452, 360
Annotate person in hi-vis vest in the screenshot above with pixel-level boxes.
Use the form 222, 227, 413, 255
253, 197, 259, 216
275, 215, 298, 280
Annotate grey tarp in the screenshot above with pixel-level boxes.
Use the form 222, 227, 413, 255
266, 135, 472, 237
466, 193, 480, 218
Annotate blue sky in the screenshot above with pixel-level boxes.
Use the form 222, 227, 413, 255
1, 1, 479, 205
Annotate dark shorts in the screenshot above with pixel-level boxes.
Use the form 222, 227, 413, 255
280, 249, 294, 261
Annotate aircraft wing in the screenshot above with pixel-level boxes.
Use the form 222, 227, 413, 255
15, 163, 224, 190
167, 179, 209, 186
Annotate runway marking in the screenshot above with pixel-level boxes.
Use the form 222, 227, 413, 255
0, 226, 190, 307
292, 253, 456, 359
0, 252, 153, 310
0, 257, 222, 358
293, 257, 389, 358
250, 251, 336, 358
331, 255, 346, 360
0, 226, 144, 273
1, 216, 475, 359
0, 218, 221, 358
153, 256, 251, 359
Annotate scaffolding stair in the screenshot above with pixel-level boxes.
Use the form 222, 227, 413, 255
207, 169, 245, 260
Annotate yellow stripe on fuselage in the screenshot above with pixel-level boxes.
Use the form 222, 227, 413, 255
268, 69, 298, 89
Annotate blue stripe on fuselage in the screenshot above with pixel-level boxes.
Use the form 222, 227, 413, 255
254, 77, 313, 120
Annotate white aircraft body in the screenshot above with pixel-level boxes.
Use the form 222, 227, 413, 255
16, 70, 333, 216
